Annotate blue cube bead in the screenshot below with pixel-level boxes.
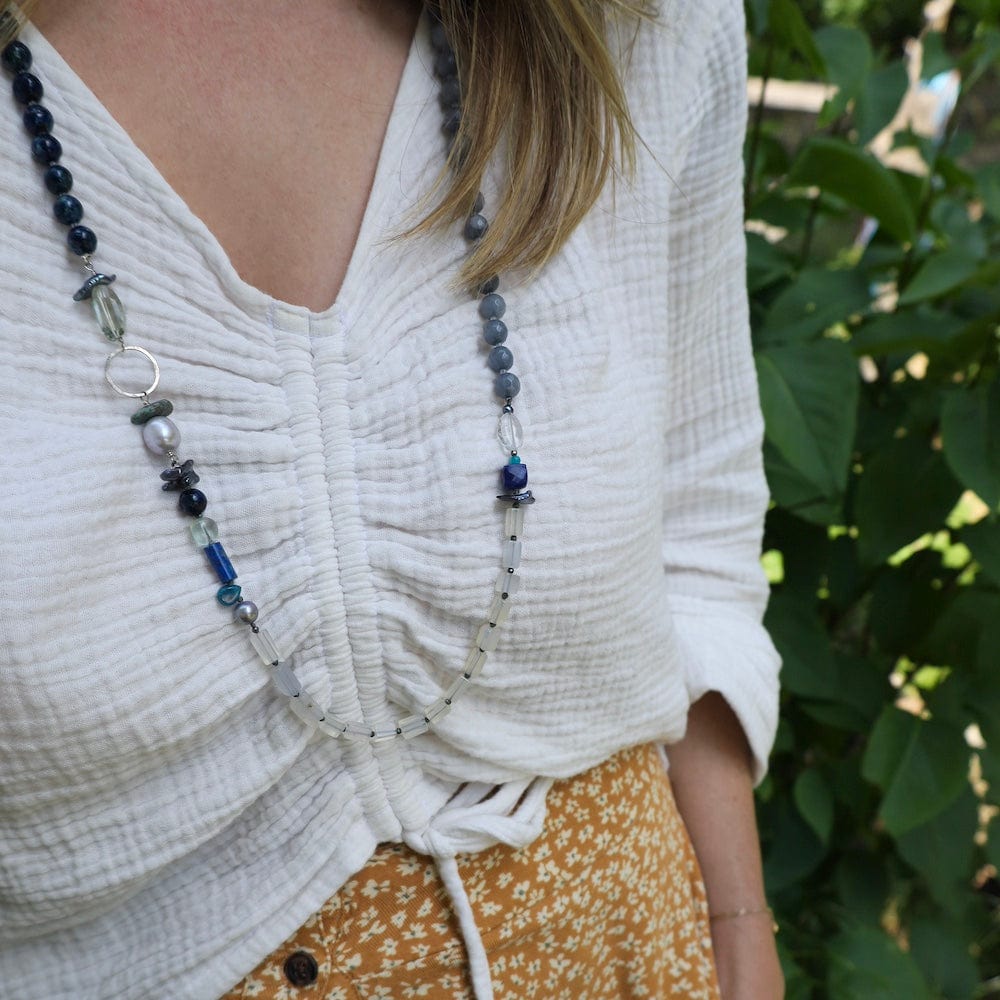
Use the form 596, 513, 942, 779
501, 462, 528, 492
204, 542, 237, 584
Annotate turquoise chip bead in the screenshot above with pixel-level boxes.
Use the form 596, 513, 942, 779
217, 584, 242, 606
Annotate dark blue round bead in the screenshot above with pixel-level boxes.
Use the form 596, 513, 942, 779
178, 488, 208, 517
44, 164, 72, 194
12, 71, 42, 104
488, 346, 514, 372
441, 110, 460, 136
53, 194, 83, 225
495, 372, 521, 399
22, 103, 52, 135
438, 76, 461, 110
434, 49, 457, 79
31, 133, 61, 164
483, 319, 508, 345
473, 191, 485, 214
67, 225, 97, 255
501, 462, 529, 492
429, 22, 450, 52
1, 40, 32, 74
464, 213, 488, 241
479, 293, 506, 320
479, 275, 500, 295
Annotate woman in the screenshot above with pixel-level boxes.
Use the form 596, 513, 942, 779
0, 1, 784, 997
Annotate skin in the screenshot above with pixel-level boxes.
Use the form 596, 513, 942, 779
30, 3, 784, 996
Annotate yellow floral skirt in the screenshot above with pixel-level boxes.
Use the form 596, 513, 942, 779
221, 743, 720, 999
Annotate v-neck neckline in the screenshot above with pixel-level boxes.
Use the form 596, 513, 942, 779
20, 16, 433, 323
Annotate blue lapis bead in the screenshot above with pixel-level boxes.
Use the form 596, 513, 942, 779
1, 40, 32, 74
501, 462, 528, 492
204, 542, 237, 585
67, 224, 97, 256
22, 103, 52, 135
44, 164, 72, 194
53, 194, 83, 225
12, 70, 42, 104
31, 133, 61, 163
216, 584, 243, 607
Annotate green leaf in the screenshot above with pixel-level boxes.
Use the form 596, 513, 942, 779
814, 26, 872, 124
764, 591, 839, 700
896, 790, 979, 916
909, 915, 981, 1000
834, 853, 890, 927
850, 308, 965, 356
898, 248, 983, 306
855, 61, 909, 146
745, 0, 771, 37
962, 517, 1000, 584
756, 340, 858, 500
794, 768, 835, 844
757, 267, 871, 346
941, 380, 1000, 511
854, 436, 963, 567
977, 162, 1000, 220
746, 232, 794, 294
920, 32, 953, 82
769, 0, 826, 77
786, 138, 917, 244
763, 798, 827, 892
763, 439, 845, 524
826, 926, 932, 1000
861, 706, 970, 837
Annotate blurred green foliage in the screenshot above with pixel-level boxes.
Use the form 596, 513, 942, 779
746, 0, 1000, 995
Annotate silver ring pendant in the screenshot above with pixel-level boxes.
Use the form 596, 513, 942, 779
104, 344, 160, 398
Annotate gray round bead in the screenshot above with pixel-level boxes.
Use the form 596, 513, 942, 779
141, 416, 181, 456
234, 601, 259, 624
478, 293, 506, 320
483, 319, 508, 345
479, 275, 500, 295
464, 213, 488, 241
488, 346, 514, 372
495, 372, 521, 398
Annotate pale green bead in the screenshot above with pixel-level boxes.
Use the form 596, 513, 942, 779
189, 517, 219, 547
91, 283, 126, 341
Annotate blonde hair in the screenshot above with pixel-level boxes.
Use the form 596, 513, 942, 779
2, 0, 650, 287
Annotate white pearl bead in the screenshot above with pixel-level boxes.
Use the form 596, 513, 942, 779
141, 416, 181, 455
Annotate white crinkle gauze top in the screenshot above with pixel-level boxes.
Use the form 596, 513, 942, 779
0, 1, 781, 997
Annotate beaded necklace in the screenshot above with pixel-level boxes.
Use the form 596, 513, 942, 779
1, 7, 533, 745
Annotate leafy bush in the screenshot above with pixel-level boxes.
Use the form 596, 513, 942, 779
746, 1, 1000, 996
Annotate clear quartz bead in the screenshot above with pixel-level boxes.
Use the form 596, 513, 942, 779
424, 698, 452, 723
344, 721, 375, 741
476, 622, 501, 652
91, 283, 126, 341
494, 570, 521, 598
318, 716, 348, 738
249, 627, 281, 666
496, 411, 523, 452
189, 517, 219, 547
463, 648, 488, 679
398, 714, 430, 739
502, 539, 522, 569
270, 662, 302, 698
504, 506, 524, 539
444, 674, 471, 703
487, 594, 512, 626
289, 696, 325, 725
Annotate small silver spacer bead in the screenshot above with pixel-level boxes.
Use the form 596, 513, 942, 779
234, 601, 259, 624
